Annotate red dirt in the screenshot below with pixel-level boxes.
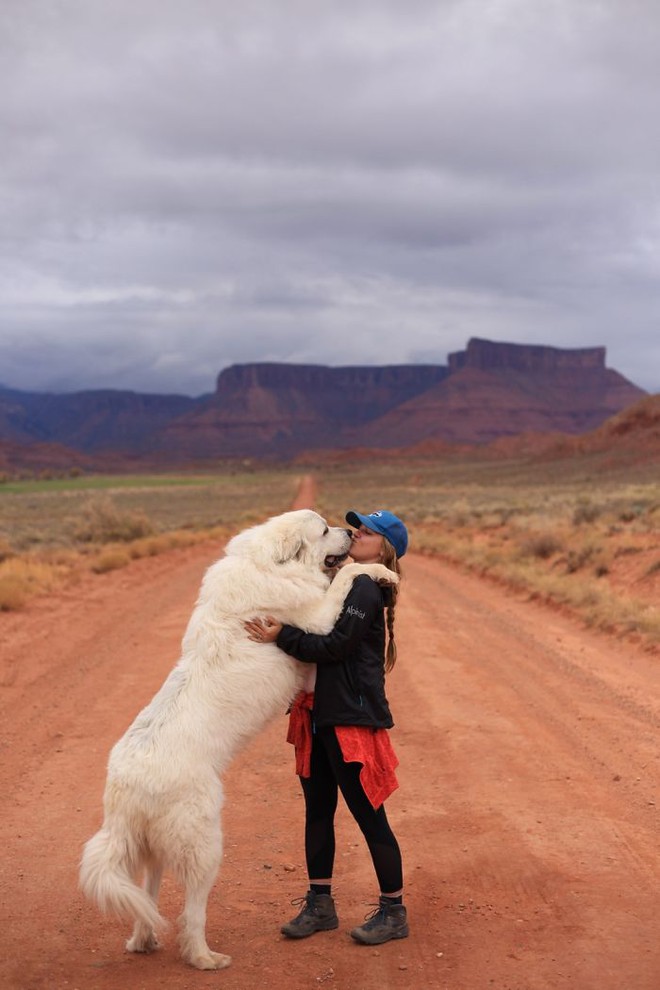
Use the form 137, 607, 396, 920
1, 480, 659, 990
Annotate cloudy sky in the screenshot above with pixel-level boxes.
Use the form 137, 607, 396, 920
2, 0, 659, 396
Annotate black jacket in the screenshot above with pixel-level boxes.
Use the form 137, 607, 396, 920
276, 574, 393, 729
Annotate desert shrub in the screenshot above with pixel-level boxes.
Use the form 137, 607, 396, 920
73, 497, 155, 544
614, 545, 642, 558
617, 500, 652, 524
573, 501, 601, 525
91, 547, 132, 573
128, 533, 177, 559
497, 507, 518, 525
0, 573, 30, 610
0, 557, 62, 609
139, 536, 168, 557
446, 511, 469, 528
565, 547, 595, 574
521, 533, 563, 560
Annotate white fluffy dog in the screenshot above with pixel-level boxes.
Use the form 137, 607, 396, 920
80, 509, 397, 970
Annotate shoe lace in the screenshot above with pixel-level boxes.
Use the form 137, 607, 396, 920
362, 902, 387, 925
289, 892, 314, 914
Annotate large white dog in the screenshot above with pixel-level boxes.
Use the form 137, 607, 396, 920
80, 509, 397, 970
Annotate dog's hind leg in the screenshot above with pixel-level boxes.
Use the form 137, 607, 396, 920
177, 823, 231, 970
126, 859, 164, 954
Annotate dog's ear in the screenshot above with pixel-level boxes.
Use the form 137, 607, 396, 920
273, 533, 305, 565
228, 520, 306, 566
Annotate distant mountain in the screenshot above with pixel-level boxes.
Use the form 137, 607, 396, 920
0, 385, 196, 450
349, 339, 644, 447
485, 393, 660, 469
585, 392, 660, 457
157, 363, 449, 458
295, 393, 660, 471
0, 339, 648, 466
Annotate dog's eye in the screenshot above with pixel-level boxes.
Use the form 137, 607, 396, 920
323, 526, 329, 535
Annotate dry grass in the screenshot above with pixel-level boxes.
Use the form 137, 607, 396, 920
73, 497, 155, 543
0, 469, 300, 610
0, 557, 68, 611
91, 547, 133, 574
0, 470, 299, 553
2, 458, 658, 645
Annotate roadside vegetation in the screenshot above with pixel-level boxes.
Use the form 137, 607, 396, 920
315, 456, 660, 648
1, 457, 658, 652
0, 470, 298, 610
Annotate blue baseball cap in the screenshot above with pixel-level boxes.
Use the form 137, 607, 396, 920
345, 509, 408, 558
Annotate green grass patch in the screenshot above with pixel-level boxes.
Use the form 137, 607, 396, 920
0, 472, 245, 495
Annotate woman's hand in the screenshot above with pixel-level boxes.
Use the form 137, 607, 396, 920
244, 616, 283, 644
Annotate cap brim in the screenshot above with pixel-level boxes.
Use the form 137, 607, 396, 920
346, 510, 369, 530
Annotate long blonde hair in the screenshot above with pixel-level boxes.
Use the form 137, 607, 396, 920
380, 539, 402, 673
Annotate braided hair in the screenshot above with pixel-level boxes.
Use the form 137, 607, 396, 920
380, 539, 402, 672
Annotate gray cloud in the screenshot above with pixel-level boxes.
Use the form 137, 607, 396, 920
1, 0, 659, 396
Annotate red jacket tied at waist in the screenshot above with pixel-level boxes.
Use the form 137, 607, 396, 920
286, 691, 315, 777
286, 691, 399, 810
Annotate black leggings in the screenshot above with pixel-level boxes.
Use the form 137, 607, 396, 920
300, 725, 403, 893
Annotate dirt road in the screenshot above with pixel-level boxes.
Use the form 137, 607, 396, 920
1, 488, 659, 990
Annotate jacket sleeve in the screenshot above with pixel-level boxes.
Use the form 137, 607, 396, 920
276, 575, 382, 664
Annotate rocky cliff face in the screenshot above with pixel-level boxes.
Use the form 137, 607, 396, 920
216, 362, 448, 395
214, 363, 449, 423
448, 338, 607, 372
355, 339, 644, 448
192, 342, 644, 454
158, 363, 450, 457
352, 363, 645, 447
0, 340, 648, 461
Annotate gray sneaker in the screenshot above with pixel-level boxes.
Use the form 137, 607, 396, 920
350, 897, 409, 945
281, 891, 339, 939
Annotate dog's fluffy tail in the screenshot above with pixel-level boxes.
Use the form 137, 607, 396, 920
79, 827, 165, 932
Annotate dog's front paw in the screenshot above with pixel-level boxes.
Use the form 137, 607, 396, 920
366, 564, 399, 586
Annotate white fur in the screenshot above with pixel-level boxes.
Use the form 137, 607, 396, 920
79, 509, 397, 970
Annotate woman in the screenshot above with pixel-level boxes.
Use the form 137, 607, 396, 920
245, 509, 409, 946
